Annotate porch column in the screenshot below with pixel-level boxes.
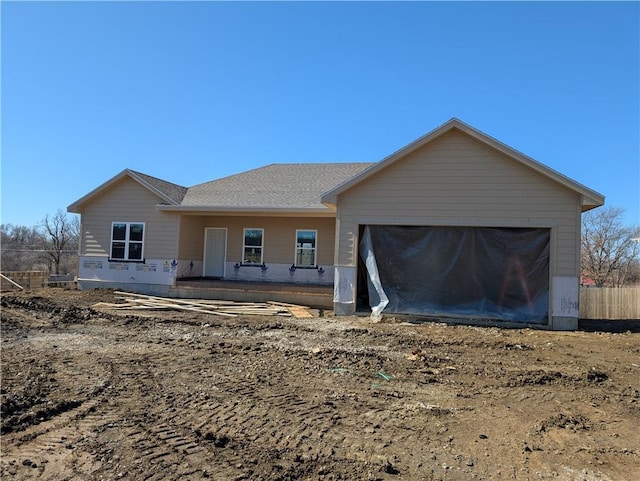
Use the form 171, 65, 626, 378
551, 276, 580, 330
333, 265, 356, 315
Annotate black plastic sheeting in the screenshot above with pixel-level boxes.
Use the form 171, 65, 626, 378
360, 225, 550, 323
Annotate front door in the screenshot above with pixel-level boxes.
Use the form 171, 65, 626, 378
204, 228, 227, 278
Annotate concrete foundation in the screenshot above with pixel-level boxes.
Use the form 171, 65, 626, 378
551, 316, 579, 331
333, 302, 356, 316
78, 280, 171, 297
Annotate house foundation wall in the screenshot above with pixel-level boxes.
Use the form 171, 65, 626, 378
77, 280, 172, 297
224, 262, 333, 285
78, 256, 177, 286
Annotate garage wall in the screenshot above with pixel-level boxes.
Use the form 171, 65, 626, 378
334, 129, 581, 278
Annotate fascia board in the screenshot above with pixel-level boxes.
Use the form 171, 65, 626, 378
67, 169, 131, 213
321, 118, 605, 209
156, 205, 336, 218
321, 119, 460, 204
67, 169, 178, 214
127, 172, 179, 205
457, 122, 605, 208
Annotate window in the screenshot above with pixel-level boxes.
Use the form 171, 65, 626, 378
295, 230, 317, 267
243, 228, 263, 264
110, 222, 144, 261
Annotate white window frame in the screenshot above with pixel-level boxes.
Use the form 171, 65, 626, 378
242, 228, 264, 265
294, 229, 317, 268
110, 222, 145, 261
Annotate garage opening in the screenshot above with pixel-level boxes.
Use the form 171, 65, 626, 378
358, 225, 550, 323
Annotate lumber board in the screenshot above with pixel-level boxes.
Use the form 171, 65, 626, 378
117, 292, 269, 310
92, 302, 121, 308
267, 300, 310, 309
107, 291, 295, 317
1, 273, 24, 290
288, 306, 314, 318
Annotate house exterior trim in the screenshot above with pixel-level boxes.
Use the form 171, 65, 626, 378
321, 118, 604, 210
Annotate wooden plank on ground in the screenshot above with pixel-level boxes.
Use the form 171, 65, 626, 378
267, 300, 310, 309
288, 306, 314, 318
107, 291, 294, 317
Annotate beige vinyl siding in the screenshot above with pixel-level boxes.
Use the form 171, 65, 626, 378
178, 215, 206, 259
178, 216, 335, 266
80, 177, 179, 259
335, 129, 582, 277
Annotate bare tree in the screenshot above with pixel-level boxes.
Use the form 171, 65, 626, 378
41, 210, 80, 275
581, 206, 640, 287
626, 258, 640, 285
1, 224, 46, 271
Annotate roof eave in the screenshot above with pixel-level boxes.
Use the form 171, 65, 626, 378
453, 122, 606, 208
67, 169, 179, 213
320, 119, 461, 201
321, 200, 337, 211
581, 193, 606, 212
321, 118, 606, 205
128, 171, 181, 205
157, 205, 336, 217
68, 169, 130, 213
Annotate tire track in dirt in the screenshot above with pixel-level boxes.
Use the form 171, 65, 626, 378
161, 344, 390, 475
1, 328, 200, 480
0, 366, 115, 479
87, 348, 229, 481
5, 289, 638, 480
100, 336, 380, 480
197, 388, 339, 453
124, 369, 249, 479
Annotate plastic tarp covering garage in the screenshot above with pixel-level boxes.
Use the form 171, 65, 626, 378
360, 226, 550, 323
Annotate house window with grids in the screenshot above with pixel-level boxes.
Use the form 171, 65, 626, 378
243, 228, 264, 264
295, 230, 317, 267
110, 222, 144, 261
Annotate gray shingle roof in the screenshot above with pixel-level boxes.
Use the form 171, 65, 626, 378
129, 170, 188, 204
181, 163, 373, 209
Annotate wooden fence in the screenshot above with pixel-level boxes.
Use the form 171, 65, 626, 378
1, 271, 49, 290
580, 287, 640, 320
1, 271, 77, 291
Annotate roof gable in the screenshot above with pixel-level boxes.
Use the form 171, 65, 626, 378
128, 170, 188, 204
321, 118, 604, 211
68, 169, 187, 213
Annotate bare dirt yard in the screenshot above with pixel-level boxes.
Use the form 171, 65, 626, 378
1, 288, 639, 481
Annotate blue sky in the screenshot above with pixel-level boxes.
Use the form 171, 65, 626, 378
2, 1, 638, 227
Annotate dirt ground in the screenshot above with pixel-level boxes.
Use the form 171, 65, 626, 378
1, 288, 638, 481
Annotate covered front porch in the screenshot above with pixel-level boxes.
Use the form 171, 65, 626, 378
171, 279, 333, 310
